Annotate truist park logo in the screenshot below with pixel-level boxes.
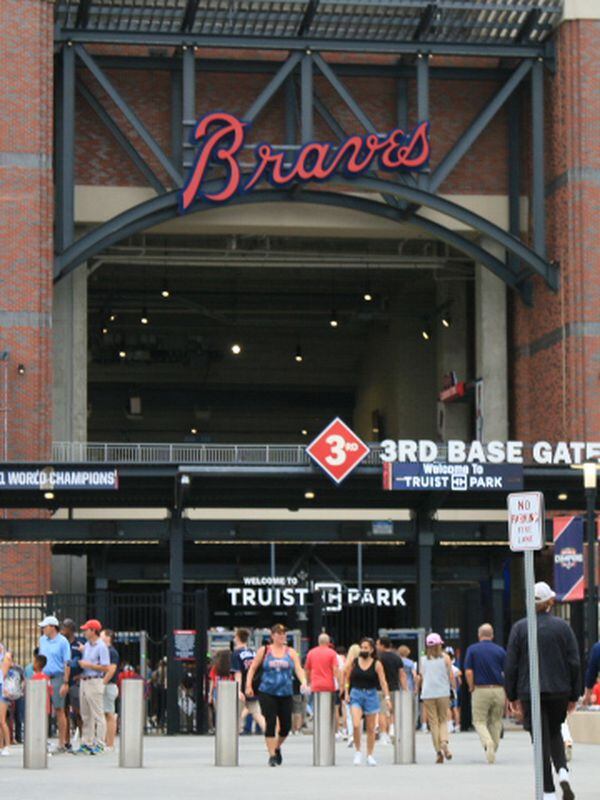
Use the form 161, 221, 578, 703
179, 112, 430, 211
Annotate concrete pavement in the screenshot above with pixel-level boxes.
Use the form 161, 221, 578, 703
1, 730, 597, 799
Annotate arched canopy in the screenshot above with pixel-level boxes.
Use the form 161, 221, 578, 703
54, 177, 559, 302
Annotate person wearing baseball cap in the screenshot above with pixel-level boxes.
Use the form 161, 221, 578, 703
76, 620, 110, 755
38, 615, 72, 752
504, 581, 580, 800
417, 633, 456, 763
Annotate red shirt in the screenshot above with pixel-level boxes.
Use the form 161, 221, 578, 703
31, 672, 52, 713
305, 646, 338, 692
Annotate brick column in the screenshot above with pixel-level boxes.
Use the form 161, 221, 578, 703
0, 0, 54, 594
511, 18, 600, 442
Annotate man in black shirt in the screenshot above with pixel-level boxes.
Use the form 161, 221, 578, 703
376, 636, 407, 745
231, 628, 264, 734
505, 582, 580, 800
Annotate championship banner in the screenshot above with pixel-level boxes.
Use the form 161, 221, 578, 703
553, 516, 584, 602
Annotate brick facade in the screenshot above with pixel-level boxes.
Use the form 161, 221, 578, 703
0, 0, 53, 594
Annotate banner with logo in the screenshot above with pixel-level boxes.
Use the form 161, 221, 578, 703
553, 516, 584, 602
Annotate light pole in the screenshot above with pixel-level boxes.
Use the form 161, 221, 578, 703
583, 463, 598, 651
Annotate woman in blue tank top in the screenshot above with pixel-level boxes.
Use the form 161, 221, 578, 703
245, 623, 307, 767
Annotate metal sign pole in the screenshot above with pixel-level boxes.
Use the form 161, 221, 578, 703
524, 549, 544, 800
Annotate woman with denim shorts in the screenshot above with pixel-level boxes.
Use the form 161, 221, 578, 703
342, 637, 391, 767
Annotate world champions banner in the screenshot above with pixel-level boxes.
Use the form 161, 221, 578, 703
553, 517, 584, 602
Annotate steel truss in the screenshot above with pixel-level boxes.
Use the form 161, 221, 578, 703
54, 5, 560, 300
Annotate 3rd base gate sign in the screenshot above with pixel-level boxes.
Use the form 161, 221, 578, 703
306, 418, 370, 484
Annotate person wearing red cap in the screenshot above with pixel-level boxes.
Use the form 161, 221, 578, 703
76, 620, 110, 755
418, 632, 456, 764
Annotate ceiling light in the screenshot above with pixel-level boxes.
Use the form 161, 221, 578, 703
441, 314, 451, 328
43, 492, 54, 500
101, 325, 109, 335
421, 322, 432, 340
304, 491, 315, 500
161, 281, 170, 299
329, 313, 338, 328
118, 350, 127, 359
557, 493, 568, 501
301, 429, 308, 436
191, 427, 198, 435
295, 345, 303, 363
17, 364, 25, 375
140, 308, 149, 325
108, 312, 117, 322
231, 343, 242, 355
363, 291, 373, 302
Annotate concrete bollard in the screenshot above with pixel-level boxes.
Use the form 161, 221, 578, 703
393, 690, 416, 764
313, 692, 335, 766
119, 679, 144, 768
215, 681, 238, 766
24, 679, 48, 769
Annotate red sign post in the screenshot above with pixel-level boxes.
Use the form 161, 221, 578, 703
306, 418, 370, 484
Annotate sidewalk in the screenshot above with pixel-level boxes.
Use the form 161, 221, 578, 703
1, 730, 597, 799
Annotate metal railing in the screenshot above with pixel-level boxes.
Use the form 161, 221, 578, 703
51, 442, 384, 466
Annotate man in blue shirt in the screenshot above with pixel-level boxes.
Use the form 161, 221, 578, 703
38, 614, 72, 752
464, 623, 506, 764
583, 640, 600, 705
77, 619, 110, 754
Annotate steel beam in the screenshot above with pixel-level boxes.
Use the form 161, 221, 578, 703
181, 0, 201, 32
55, 44, 76, 253
54, 30, 548, 60
312, 53, 376, 133
300, 53, 314, 142
54, 182, 558, 291
397, 76, 408, 131
284, 78, 298, 146
416, 53, 429, 190
531, 59, 546, 258
182, 46, 196, 170
244, 52, 303, 122
77, 80, 165, 194
170, 68, 183, 169
429, 59, 532, 193
74, 44, 183, 186
508, 91, 521, 276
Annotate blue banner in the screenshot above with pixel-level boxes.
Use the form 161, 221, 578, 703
383, 462, 523, 492
553, 516, 584, 602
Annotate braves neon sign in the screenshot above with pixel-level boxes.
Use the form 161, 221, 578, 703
179, 112, 429, 212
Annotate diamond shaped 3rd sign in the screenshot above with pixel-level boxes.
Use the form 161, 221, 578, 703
306, 418, 371, 484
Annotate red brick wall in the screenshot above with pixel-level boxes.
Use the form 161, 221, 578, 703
0, 0, 53, 595
511, 20, 600, 442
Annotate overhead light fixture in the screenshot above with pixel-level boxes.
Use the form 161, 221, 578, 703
301, 429, 308, 436
329, 313, 338, 328
557, 493, 568, 501
118, 350, 127, 359
101, 325, 109, 335
421, 320, 432, 340
108, 312, 117, 322
43, 491, 55, 500
295, 345, 303, 363
17, 364, 25, 375
304, 490, 315, 500
441, 314, 451, 328
231, 343, 242, 355
161, 281, 170, 299
363, 291, 373, 302
190, 427, 198, 435
140, 308, 149, 325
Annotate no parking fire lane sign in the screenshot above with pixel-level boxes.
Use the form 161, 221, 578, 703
306, 418, 370, 484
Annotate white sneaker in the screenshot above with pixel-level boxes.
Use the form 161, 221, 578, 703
335, 732, 343, 742
420, 723, 428, 732
558, 768, 575, 800
542, 794, 557, 800
380, 733, 391, 745
347, 738, 355, 749
367, 755, 377, 766
0, 748, 9, 756
353, 750, 362, 766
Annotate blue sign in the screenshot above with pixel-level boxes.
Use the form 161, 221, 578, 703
553, 517, 584, 602
383, 462, 523, 492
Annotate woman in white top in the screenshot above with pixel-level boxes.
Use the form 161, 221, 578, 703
418, 633, 456, 763
0, 644, 12, 756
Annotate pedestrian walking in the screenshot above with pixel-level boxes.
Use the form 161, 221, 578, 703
231, 628, 265, 734
61, 618, 85, 750
77, 619, 110, 755
418, 632, 456, 764
464, 623, 506, 763
305, 633, 340, 694
398, 645, 417, 694
245, 623, 307, 767
0, 643, 12, 756
445, 647, 462, 732
376, 636, 407, 744
38, 615, 72, 753
100, 629, 120, 751
583, 637, 600, 706
504, 582, 580, 800
342, 637, 392, 767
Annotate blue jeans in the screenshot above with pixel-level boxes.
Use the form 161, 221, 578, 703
350, 688, 380, 715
